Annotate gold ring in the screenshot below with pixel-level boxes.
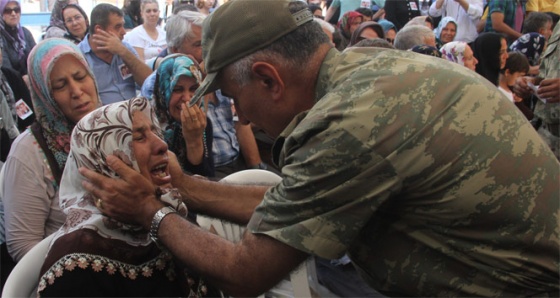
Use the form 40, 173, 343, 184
96, 198, 103, 209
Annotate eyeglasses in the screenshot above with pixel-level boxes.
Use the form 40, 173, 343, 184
65, 14, 83, 25
3, 7, 20, 14
145, 9, 159, 13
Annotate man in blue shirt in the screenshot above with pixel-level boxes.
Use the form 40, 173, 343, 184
79, 4, 152, 105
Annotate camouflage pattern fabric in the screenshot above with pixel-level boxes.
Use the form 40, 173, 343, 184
534, 22, 560, 159
248, 47, 560, 296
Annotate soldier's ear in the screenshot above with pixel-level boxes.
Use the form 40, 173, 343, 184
251, 62, 284, 102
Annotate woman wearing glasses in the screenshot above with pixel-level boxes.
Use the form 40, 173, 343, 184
0, 0, 36, 77
61, 4, 89, 44
44, 0, 78, 39
123, 0, 166, 62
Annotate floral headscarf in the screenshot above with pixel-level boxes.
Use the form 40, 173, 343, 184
440, 41, 469, 66
434, 16, 458, 41
153, 54, 205, 171
510, 32, 546, 66
27, 38, 101, 171
337, 11, 364, 39
0, 0, 26, 60
57, 96, 187, 247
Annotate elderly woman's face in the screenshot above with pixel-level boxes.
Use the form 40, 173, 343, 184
131, 111, 171, 187
63, 7, 87, 40
463, 44, 478, 71
169, 75, 199, 122
50, 55, 98, 123
440, 22, 457, 44
2, 1, 21, 28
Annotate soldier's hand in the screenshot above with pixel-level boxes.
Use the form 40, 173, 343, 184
537, 78, 560, 103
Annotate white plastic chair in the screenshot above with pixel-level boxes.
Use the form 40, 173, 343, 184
198, 169, 336, 297
2, 233, 55, 298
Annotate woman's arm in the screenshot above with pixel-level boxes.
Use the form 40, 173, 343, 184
133, 46, 145, 62
2, 137, 60, 261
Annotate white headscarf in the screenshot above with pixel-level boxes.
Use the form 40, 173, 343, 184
55, 96, 187, 247
440, 41, 468, 66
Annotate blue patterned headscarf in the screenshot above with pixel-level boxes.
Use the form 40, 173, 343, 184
153, 54, 203, 170
510, 32, 546, 66
27, 38, 101, 171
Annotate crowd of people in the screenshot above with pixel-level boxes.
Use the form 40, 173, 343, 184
0, 0, 558, 297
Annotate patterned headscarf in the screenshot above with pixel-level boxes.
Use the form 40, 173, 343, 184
410, 44, 442, 58
440, 41, 469, 66
0, 0, 26, 60
434, 16, 458, 41
337, 11, 364, 39
153, 54, 204, 171
49, 0, 71, 31
27, 38, 101, 171
57, 96, 187, 247
510, 32, 546, 66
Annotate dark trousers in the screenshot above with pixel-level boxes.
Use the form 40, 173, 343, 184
1, 242, 16, 293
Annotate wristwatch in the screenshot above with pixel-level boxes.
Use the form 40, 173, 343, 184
149, 206, 176, 246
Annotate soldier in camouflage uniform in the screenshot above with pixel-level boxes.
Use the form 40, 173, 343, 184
81, 0, 560, 296
533, 22, 560, 160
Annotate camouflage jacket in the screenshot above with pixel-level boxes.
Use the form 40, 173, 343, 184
248, 48, 559, 296
534, 22, 560, 124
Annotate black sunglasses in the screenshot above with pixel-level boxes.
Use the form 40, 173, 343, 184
3, 7, 21, 14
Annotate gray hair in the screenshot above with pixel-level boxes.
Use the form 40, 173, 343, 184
522, 12, 552, 34
314, 17, 335, 34
226, 1, 330, 87
165, 10, 206, 50
394, 25, 435, 50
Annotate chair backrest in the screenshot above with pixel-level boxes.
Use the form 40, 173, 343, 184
197, 169, 321, 297
2, 233, 55, 298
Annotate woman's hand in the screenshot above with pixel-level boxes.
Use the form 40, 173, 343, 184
79, 155, 163, 229
180, 103, 206, 165
180, 102, 206, 143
